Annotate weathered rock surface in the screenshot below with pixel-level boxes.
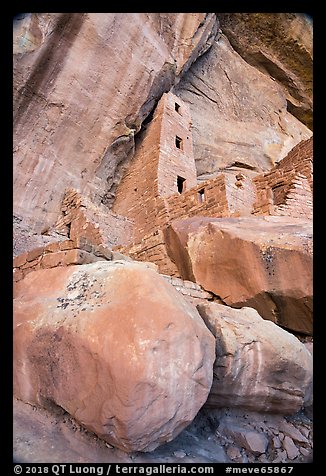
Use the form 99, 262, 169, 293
13, 260, 215, 452
13, 13, 218, 235
174, 32, 312, 179
217, 13, 313, 130
165, 216, 313, 334
197, 303, 313, 413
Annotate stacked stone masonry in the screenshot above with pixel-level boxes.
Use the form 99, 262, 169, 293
112, 93, 313, 268
161, 274, 215, 306
113, 92, 198, 242
53, 189, 134, 248
13, 238, 113, 283
253, 137, 313, 219
112, 91, 312, 274
119, 229, 181, 277
14, 92, 313, 279
13, 234, 215, 310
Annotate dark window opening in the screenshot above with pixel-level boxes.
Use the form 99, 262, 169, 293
198, 189, 205, 203
272, 183, 288, 206
177, 176, 186, 194
175, 136, 183, 150
66, 222, 71, 238
175, 102, 181, 114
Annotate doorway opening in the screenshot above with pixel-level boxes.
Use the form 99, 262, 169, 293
177, 176, 186, 194
175, 136, 183, 150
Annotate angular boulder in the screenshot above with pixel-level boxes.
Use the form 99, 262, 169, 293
164, 216, 313, 334
13, 260, 215, 452
197, 302, 313, 413
219, 424, 268, 455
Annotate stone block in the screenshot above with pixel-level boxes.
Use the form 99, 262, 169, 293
59, 240, 76, 251
26, 247, 44, 262
41, 251, 69, 268
21, 258, 41, 270
13, 252, 28, 268
44, 242, 61, 253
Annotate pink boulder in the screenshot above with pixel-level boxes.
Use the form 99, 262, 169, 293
14, 260, 215, 452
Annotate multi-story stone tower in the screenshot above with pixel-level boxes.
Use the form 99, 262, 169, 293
113, 92, 197, 241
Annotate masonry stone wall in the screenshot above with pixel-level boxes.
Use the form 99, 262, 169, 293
224, 173, 257, 216
272, 174, 312, 219
117, 137, 313, 274
253, 137, 313, 219
161, 274, 215, 306
113, 92, 267, 247
13, 237, 113, 283
163, 172, 258, 222
13, 236, 215, 307
54, 189, 134, 248
14, 92, 313, 283
118, 229, 181, 277
111, 111, 161, 242
113, 92, 198, 242
157, 93, 197, 197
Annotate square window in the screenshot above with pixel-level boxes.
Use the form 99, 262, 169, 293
175, 102, 181, 114
177, 176, 186, 194
198, 189, 205, 203
175, 136, 183, 150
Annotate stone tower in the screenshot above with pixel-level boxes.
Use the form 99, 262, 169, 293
113, 92, 197, 240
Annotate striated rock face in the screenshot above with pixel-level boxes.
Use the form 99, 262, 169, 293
13, 260, 215, 452
164, 216, 312, 334
197, 303, 313, 413
13, 13, 218, 233
217, 13, 313, 130
173, 32, 312, 178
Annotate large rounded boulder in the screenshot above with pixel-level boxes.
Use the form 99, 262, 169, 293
13, 260, 215, 452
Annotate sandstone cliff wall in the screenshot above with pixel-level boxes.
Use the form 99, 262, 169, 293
173, 32, 312, 178
13, 13, 218, 233
13, 13, 313, 255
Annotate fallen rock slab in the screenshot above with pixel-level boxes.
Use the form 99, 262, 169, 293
165, 215, 312, 334
220, 424, 268, 455
13, 260, 215, 452
279, 421, 309, 444
283, 436, 300, 460
197, 303, 313, 413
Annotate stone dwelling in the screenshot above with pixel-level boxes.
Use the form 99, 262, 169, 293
13, 91, 313, 282
114, 92, 313, 275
